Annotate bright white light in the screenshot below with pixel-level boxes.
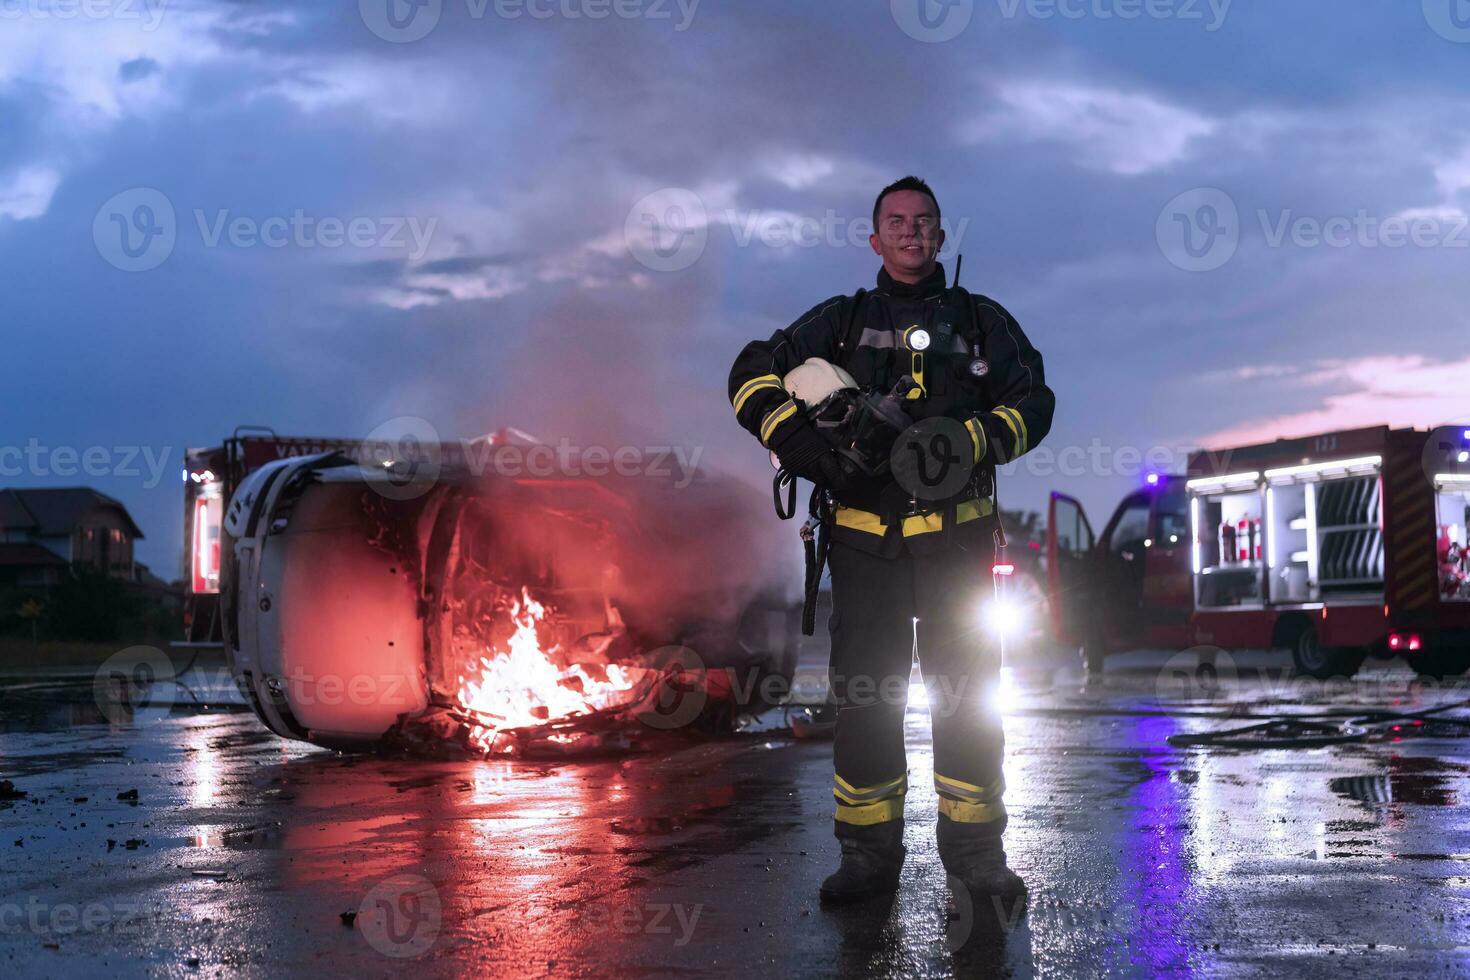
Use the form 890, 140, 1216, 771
986, 596, 1026, 638
1266, 487, 1276, 569
1263, 455, 1381, 482
1187, 471, 1260, 492
1458, 451, 1469, 464
986, 668, 1018, 716
907, 328, 931, 351
1191, 496, 1201, 574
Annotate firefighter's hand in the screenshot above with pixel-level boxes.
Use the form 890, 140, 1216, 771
772, 419, 845, 489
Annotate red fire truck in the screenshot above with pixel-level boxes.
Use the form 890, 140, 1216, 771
1046, 425, 1470, 679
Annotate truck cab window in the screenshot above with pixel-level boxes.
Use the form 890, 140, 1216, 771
1109, 496, 1151, 557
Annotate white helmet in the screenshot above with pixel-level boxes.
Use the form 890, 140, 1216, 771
783, 357, 857, 405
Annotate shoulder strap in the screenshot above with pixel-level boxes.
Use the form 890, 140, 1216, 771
836, 288, 868, 364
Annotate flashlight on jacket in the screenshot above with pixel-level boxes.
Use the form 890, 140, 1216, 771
901, 325, 928, 399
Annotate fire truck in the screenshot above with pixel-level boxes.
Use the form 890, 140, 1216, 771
1046, 425, 1470, 679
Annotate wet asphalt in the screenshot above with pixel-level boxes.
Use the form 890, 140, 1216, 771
2, 648, 1469, 979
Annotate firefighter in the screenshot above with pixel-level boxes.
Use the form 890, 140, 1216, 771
728, 177, 1055, 905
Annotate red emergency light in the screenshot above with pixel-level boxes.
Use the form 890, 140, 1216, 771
1387, 632, 1422, 652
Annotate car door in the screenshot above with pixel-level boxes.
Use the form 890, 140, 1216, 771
1046, 493, 1096, 646
1098, 492, 1153, 646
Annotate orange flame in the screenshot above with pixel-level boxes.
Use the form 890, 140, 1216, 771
455, 588, 636, 754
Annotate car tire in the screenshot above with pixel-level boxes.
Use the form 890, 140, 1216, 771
1292, 626, 1365, 680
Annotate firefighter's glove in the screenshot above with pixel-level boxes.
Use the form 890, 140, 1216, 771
773, 418, 848, 491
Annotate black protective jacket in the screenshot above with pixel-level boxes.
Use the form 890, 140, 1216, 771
729, 264, 1055, 557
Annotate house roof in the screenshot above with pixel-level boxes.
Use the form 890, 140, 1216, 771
0, 543, 68, 568
0, 488, 144, 539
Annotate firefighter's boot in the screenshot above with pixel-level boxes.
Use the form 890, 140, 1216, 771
937, 818, 1026, 905
820, 823, 905, 905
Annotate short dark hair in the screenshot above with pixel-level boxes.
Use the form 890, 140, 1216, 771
872, 176, 941, 229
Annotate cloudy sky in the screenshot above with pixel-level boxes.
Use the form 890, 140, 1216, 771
4, 0, 1470, 573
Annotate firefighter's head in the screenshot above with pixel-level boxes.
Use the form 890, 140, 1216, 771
870, 176, 945, 283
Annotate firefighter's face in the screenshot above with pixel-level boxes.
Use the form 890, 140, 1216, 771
870, 190, 944, 282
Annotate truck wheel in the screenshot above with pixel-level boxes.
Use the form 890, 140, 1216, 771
1406, 648, 1470, 680
1292, 626, 1364, 680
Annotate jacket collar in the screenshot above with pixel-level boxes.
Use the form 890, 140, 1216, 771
875, 262, 948, 299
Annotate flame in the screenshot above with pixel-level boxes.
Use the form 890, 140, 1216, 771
455, 588, 636, 754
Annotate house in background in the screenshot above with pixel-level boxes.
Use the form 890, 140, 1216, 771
0, 487, 145, 587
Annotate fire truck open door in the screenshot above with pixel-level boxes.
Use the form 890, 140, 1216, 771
1046, 492, 1096, 647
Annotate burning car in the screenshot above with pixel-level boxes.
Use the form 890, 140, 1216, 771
218, 440, 801, 756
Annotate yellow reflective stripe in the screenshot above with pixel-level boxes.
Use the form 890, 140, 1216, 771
900, 498, 992, 537
832, 499, 994, 538
935, 773, 1004, 802
835, 797, 904, 826
759, 399, 799, 446
991, 407, 1021, 455
834, 506, 889, 536
732, 374, 784, 415
938, 797, 1006, 824
965, 417, 987, 464
1004, 407, 1029, 455
835, 773, 906, 800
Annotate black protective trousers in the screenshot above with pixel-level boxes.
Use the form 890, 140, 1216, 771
826, 534, 1008, 849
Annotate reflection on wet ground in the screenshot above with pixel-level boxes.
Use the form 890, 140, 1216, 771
2, 654, 1469, 977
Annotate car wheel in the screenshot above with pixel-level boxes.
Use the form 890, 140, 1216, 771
1292, 626, 1364, 680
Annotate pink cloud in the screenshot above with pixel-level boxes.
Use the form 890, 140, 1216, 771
1196, 354, 1470, 449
